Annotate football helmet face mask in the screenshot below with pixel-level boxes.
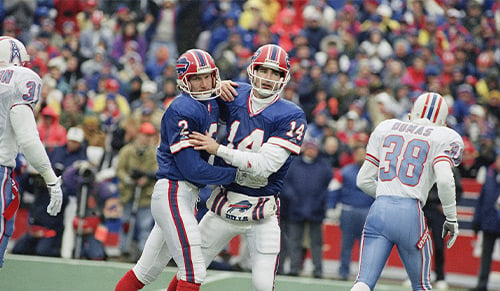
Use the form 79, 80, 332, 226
0, 36, 30, 68
247, 44, 290, 98
176, 49, 221, 100
410, 92, 449, 126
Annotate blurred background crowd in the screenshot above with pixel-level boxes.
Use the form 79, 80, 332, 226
2, 0, 500, 284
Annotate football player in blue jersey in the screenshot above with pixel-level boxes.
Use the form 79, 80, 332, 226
115, 49, 266, 291
181, 44, 308, 291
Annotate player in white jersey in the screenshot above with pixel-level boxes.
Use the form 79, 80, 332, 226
352, 92, 464, 291
0, 36, 63, 268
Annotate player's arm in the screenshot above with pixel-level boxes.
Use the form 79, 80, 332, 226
173, 146, 237, 185
190, 110, 305, 177
356, 158, 378, 198
217, 142, 291, 177
10, 104, 62, 215
434, 160, 456, 220
434, 159, 459, 248
189, 131, 294, 178
434, 135, 464, 248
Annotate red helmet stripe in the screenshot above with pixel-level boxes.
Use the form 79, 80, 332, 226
420, 92, 431, 119
431, 95, 443, 123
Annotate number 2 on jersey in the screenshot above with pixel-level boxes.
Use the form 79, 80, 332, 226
380, 135, 429, 186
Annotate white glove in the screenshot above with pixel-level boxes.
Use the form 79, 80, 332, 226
442, 219, 459, 248
325, 207, 341, 223
47, 177, 63, 216
235, 169, 267, 189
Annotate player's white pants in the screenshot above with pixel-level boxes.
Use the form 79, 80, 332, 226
133, 179, 205, 284
0, 166, 15, 268
199, 211, 281, 291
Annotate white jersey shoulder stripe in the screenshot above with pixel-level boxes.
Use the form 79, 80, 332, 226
170, 139, 192, 154
267, 137, 301, 154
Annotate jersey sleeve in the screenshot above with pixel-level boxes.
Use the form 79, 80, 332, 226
267, 108, 307, 155
432, 129, 464, 168
11, 67, 42, 110
165, 102, 236, 185
167, 105, 205, 154
364, 120, 390, 168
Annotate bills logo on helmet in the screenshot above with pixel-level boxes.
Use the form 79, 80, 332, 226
250, 49, 262, 64
10, 40, 22, 64
176, 57, 190, 77
227, 200, 252, 214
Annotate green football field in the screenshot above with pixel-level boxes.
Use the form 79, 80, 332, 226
0, 254, 470, 291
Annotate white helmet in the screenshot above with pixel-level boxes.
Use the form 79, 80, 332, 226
409, 92, 449, 126
0, 36, 30, 68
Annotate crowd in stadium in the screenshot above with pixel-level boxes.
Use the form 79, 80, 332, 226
2, 0, 500, 284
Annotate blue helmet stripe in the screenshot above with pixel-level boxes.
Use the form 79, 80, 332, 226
194, 50, 207, 67
426, 93, 437, 120
270, 45, 278, 61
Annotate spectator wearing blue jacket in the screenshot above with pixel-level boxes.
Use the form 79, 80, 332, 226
49, 127, 88, 175
470, 150, 500, 291
327, 144, 374, 280
281, 138, 333, 278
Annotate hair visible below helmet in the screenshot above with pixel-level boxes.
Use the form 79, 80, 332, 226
409, 92, 449, 126
176, 49, 221, 100
247, 44, 290, 98
0, 36, 30, 68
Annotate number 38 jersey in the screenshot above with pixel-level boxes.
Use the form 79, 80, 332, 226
365, 118, 464, 204
0, 66, 41, 167
218, 82, 307, 197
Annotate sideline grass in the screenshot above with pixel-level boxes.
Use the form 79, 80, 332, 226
0, 254, 466, 290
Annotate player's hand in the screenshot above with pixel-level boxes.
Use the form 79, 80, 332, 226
235, 169, 267, 189
442, 219, 459, 248
220, 80, 238, 102
47, 177, 63, 216
325, 207, 341, 223
189, 131, 220, 155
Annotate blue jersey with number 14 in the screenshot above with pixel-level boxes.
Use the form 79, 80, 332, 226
218, 82, 307, 197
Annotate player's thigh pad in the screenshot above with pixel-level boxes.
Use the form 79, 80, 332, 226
199, 212, 237, 265
254, 216, 281, 254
